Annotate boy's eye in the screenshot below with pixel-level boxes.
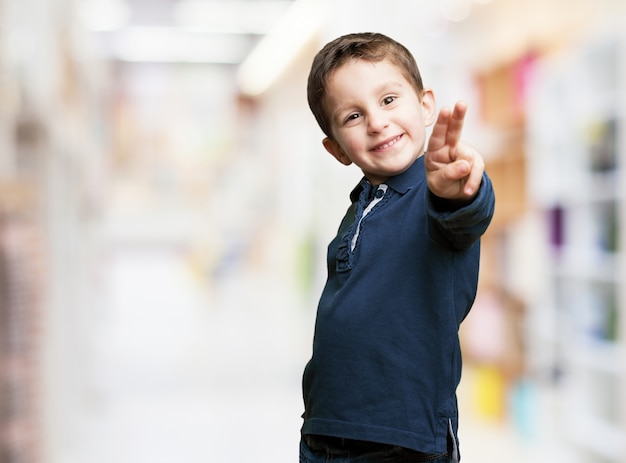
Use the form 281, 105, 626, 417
383, 96, 396, 105
345, 113, 360, 122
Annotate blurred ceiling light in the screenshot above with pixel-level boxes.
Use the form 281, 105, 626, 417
108, 27, 253, 63
77, 0, 131, 31
174, 0, 293, 34
440, 0, 472, 22
236, 0, 327, 97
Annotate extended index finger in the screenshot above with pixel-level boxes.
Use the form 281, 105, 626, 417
427, 106, 452, 152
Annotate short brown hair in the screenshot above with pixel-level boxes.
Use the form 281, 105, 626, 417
307, 32, 425, 138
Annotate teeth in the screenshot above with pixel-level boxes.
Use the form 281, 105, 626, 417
377, 136, 400, 150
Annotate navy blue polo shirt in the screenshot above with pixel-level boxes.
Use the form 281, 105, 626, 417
301, 155, 495, 456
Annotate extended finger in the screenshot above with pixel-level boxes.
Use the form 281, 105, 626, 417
426, 107, 452, 152
445, 101, 468, 148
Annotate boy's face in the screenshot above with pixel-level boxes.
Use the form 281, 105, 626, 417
322, 59, 436, 185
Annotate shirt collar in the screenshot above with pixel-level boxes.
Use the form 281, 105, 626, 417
349, 177, 373, 203
350, 155, 425, 202
385, 155, 425, 194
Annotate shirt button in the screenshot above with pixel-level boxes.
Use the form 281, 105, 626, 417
375, 189, 384, 198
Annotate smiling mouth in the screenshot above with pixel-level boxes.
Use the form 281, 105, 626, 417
372, 135, 402, 151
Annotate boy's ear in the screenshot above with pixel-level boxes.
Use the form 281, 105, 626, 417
323, 137, 352, 166
421, 89, 437, 127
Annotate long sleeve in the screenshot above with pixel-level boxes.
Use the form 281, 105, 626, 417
426, 173, 495, 251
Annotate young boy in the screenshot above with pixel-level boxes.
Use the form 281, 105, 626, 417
300, 33, 495, 463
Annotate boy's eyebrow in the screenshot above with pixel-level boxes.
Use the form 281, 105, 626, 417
372, 80, 405, 94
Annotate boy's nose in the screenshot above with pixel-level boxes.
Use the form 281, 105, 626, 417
367, 111, 389, 134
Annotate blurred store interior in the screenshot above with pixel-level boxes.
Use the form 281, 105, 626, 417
1, 0, 625, 462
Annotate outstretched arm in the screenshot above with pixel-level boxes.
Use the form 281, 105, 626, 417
424, 101, 485, 202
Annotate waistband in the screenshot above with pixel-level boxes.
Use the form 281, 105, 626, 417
303, 434, 448, 461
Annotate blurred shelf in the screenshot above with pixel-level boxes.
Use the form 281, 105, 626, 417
526, 26, 626, 463
567, 341, 624, 375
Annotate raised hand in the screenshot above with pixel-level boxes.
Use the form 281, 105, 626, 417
424, 101, 484, 201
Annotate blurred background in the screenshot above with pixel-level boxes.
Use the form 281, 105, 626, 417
0, 0, 625, 462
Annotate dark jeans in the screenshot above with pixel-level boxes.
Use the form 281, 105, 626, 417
300, 435, 454, 463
